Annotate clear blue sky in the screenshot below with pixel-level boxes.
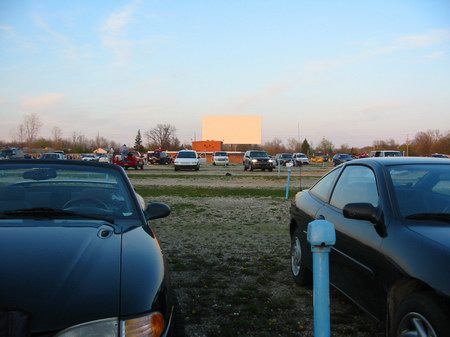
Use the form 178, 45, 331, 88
1, 0, 449, 148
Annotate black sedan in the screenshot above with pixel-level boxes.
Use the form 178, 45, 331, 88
0, 160, 184, 337
332, 153, 353, 166
289, 157, 450, 337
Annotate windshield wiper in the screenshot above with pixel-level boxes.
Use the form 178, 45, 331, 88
405, 213, 450, 223
0, 207, 115, 224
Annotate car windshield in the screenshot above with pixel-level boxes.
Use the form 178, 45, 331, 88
250, 152, 268, 157
388, 164, 450, 218
339, 154, 353, 159
177, 151, 196, 159
42, 154, 60, 159
215, 152, 227, 156
281, 154, 292, 158
0, 162, 141, 225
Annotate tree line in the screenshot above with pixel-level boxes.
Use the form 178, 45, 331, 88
3, 113, 449, 156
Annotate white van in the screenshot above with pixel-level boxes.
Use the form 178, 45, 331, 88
369, 150, 402, 157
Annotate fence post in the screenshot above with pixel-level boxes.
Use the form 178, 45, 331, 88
307, 220, 336, 337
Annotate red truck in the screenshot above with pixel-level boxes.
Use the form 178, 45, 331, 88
112, 151, 145, 170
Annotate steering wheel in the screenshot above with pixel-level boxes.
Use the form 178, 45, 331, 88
63, 197, 109, 210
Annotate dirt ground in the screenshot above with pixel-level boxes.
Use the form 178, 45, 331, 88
130, 165, 383, 337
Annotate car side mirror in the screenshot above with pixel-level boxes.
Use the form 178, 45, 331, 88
343, 202, 387, 237
145, 202, 171, 221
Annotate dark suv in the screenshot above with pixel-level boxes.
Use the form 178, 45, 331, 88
243, 150, 275, 171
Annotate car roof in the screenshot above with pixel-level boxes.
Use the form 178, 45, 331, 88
346, 157, 450, 166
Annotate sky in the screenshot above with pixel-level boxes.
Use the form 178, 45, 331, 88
1, 0, 450, 148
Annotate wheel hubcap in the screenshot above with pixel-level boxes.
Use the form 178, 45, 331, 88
398, 312, 437, 337
291, 237, 302, 276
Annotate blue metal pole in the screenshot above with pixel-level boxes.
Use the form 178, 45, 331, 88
307, 220, 336, 337
312, 245, 331, 337
285, 165, 292, 200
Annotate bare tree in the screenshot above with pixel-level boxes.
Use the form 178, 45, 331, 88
412, 130, 442, 156
317, 137, 334, 155
145, 124, 177, 149
286, 138, 301, 152
22, 113, 42, 148
52, 126, 63, 149
263, 138, 285, 154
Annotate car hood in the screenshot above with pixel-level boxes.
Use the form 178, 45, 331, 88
407, 223, 450, 250
0, 221, 121, 334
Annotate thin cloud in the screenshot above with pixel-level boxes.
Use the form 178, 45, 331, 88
100, 0, 141, 64
0, 24, 14, 33
302, 29, 450, 76
21, 93, 65, 110
32, 14, 78, 59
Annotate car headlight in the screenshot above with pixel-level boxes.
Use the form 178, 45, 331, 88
251, 159, 257, 163
54, 318, 119, 337
268, 159, 274, 163
54, 312, 165, 337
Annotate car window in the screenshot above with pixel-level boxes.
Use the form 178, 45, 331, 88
250, 151, 268, 157
388, 164, 450, 216
330, 166, 379, 209
177, 151, 196, 159
0, 163, 140, 224
310, 167, 342, 202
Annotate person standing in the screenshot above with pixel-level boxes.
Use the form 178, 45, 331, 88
120, 144, 128, 161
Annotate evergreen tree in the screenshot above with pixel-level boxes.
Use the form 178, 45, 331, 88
301, 138, 310, 155
134, 129, 144, 152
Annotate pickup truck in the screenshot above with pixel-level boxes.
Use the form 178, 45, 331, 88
113, 151, 144, 170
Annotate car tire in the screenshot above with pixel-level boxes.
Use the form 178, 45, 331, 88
291, 228, 312, 286
269, 168, 273, 172
244, 163, 248, 171
391, 291, 450, 337
195, 166, 200, 171
174, 166, 179, 171
250, 165, 254, 171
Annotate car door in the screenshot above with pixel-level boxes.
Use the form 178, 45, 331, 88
315, 164, 386, 319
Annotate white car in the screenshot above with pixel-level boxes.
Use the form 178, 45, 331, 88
212, 151, 229, 166
80, 154, 98, 161
174, 150, 200, 171
292, 153, 309, 166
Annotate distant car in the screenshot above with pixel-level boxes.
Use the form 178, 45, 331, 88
41, 152, 65, 160
369, 150, 402, 157
275, 153, 294, 166
243, 150, 275, 171
0, 159, 184, 336
292, 153, 309, 166
431, 153, 449, 158
96, 153, 110, 163
80, 154, 98, 161
0, 148, 24, 160
289, 157, 450, 337
332, 153, 353, 166
148, 151, 173, 165
113, 151, 144, 170
212, 151, 229, 166
174, 150, 200, 171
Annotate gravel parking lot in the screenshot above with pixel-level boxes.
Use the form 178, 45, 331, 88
129, 164, 382, 337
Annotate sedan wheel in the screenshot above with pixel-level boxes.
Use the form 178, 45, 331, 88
392, 292, 449, 337
291, 228, 311, 285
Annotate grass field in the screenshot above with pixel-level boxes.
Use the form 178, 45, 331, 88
128, 164, 381, 337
